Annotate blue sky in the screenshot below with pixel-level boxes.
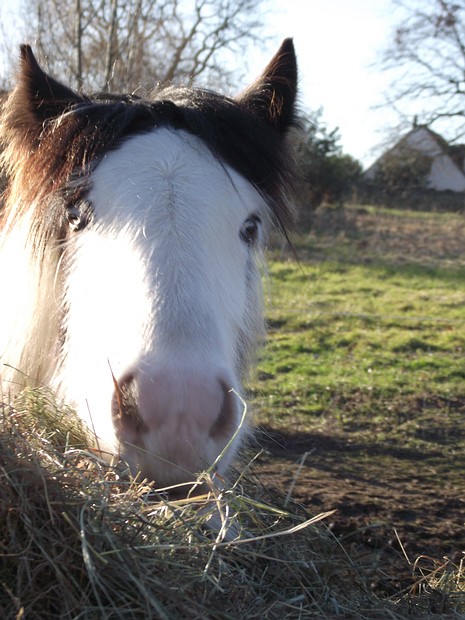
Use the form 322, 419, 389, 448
1, 0, 407, 167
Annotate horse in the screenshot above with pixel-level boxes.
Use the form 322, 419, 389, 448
0, 39, 298, 488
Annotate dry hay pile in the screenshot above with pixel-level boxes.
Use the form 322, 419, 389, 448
0, 388, 463, 619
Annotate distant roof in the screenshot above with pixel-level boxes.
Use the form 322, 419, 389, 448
364, 125, 465, 192
370, 125, 465, 170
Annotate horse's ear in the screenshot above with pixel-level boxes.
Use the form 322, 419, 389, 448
16, 44, 83, 123
236, 38, 297, 133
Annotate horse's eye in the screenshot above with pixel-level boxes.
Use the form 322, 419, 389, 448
67, 208, 83, 232
66, 200, 93, 232
240, 216, 261, 245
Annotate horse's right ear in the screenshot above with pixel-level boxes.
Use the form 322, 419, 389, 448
236, 38, 298, 133
16, 44, 83, 124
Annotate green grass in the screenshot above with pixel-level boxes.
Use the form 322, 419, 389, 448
251, 205, 465, 456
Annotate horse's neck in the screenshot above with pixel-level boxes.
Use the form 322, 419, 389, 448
0, 211, 62, 392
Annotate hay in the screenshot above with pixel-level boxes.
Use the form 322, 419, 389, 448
0, 388, 462, 619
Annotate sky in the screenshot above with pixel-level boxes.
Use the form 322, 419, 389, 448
244, 0, 403, 167
0, 0, 405, 168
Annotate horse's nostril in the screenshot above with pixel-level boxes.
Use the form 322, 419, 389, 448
209, 381, 238, 439
112, 373, 148, 434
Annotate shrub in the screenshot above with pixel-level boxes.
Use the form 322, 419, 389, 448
294, 112, 362, 210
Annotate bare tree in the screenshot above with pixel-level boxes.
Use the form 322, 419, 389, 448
14, 0, 265, 92
379, 0, 465, 142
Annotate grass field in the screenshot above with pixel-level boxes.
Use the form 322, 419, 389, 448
253, 205, 465, 444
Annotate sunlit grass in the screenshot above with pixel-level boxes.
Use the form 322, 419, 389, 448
252, 206, 465, 459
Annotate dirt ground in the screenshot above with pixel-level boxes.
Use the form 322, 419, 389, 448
251, 426, 465, 592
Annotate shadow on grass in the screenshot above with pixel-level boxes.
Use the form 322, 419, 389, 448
253, 425, 448, 464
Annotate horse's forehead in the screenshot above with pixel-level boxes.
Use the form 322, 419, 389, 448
88, 128, 265, 229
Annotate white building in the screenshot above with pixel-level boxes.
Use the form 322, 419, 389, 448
365, 126, 465, 193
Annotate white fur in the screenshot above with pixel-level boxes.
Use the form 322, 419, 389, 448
0, 128, 268, 486
0, 208, 63, 391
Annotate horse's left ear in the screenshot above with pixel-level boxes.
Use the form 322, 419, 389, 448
236, 38, 297, 133
17, 44, 84, 124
